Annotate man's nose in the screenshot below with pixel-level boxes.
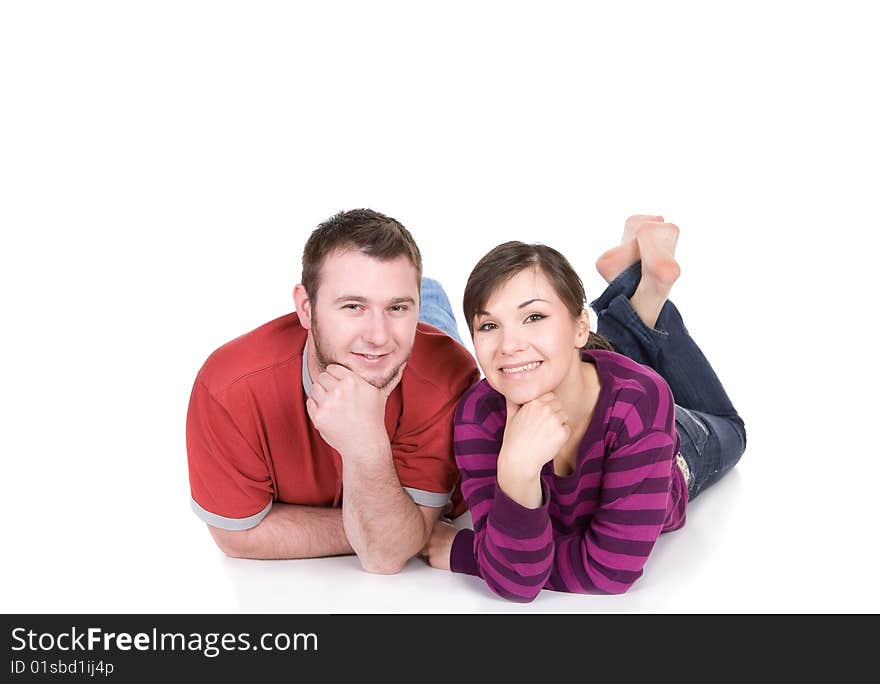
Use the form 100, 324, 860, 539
363, 311, 390, 347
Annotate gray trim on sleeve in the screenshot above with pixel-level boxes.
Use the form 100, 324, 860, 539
403, 487, 452, 508
190, 498, 273, 531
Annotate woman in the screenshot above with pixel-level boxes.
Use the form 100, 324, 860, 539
423, 215, 746, 602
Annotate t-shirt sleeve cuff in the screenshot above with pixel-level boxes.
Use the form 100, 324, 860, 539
190, 497, 272, 530
489, 480, 551, 538
449, 528, 479, 576
403, 487, 453, 508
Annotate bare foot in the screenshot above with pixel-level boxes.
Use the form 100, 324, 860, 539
623, 214, 663, 243
629, 222, 681, 328
595, 215, 664, 283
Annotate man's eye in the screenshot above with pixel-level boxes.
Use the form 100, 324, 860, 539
343, 304, 362, 310
390, 305, 409, 312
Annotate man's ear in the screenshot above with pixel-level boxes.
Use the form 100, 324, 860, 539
575, 309, 591, 347
293, 284, 312, 329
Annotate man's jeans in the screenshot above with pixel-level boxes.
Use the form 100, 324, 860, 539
591, 262, 746, 500
419, 277, 463, 344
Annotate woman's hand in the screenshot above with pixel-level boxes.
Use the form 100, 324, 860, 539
421, 519, 459, 571
497, 393, 570, 507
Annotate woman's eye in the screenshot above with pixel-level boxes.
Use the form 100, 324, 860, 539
477, 322, 497, 332
525, 313, 546, 323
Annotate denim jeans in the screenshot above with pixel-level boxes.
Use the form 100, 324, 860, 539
419, 277, 464, 344
590, 262, 746, 500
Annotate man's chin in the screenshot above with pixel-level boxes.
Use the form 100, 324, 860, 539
316, 348, 404, 390
360, 367, 401, 391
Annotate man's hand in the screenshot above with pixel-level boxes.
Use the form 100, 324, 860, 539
421, 518, 458, 571
305, 363, 405, 459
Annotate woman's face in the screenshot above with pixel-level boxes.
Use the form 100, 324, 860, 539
472, 267, 589, 406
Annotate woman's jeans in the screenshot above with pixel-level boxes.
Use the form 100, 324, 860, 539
590, 262, 746, 500
419, 277, 464, 344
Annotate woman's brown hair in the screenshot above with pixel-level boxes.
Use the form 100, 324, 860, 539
462, 241, 613, 351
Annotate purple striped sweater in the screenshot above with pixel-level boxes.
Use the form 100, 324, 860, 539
449, 349, 687, 602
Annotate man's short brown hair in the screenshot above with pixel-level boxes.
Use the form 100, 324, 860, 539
301, 209, 423, 301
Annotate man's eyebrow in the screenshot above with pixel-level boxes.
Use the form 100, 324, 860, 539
334, 295, 416, 305
476, 298, 550, 317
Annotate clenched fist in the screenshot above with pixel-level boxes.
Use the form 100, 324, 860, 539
421, 518, 458, 571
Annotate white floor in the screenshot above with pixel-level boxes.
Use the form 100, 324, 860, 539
3, 2, 879, 614
5, 434, 878, 613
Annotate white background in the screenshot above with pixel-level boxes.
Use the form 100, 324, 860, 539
2, 1, 878, 613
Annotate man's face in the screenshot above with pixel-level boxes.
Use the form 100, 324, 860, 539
299, 250, 420, 390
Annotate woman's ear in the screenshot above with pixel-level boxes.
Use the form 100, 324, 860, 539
574, 309, 591, 347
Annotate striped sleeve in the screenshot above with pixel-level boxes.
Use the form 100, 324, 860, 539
452, 419, 554, 603
548, 379, 679, 595
550, 427, 676, 595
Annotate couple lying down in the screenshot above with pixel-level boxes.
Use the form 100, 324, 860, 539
186, 210, 745, 602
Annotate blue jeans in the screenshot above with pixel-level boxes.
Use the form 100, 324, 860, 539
590, 262, 746, 500
419, 277, 464, 344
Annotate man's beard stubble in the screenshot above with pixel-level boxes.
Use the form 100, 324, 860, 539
311, 314, 406, 391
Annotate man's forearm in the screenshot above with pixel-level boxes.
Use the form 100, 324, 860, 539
209, 502, 353, 560
341, 449, 432, 574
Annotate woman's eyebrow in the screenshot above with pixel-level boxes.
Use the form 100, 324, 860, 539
476, 298, 550, 317
517, 298, 549, 309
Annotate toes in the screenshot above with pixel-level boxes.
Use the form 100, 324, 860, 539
625, 214, 664, 230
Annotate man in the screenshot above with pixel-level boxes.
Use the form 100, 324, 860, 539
186, 209, 479, 574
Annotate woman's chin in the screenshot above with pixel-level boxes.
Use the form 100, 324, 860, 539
489, 381, 544, 407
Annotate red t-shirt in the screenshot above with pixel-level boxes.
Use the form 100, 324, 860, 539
186, 313, 479, 529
